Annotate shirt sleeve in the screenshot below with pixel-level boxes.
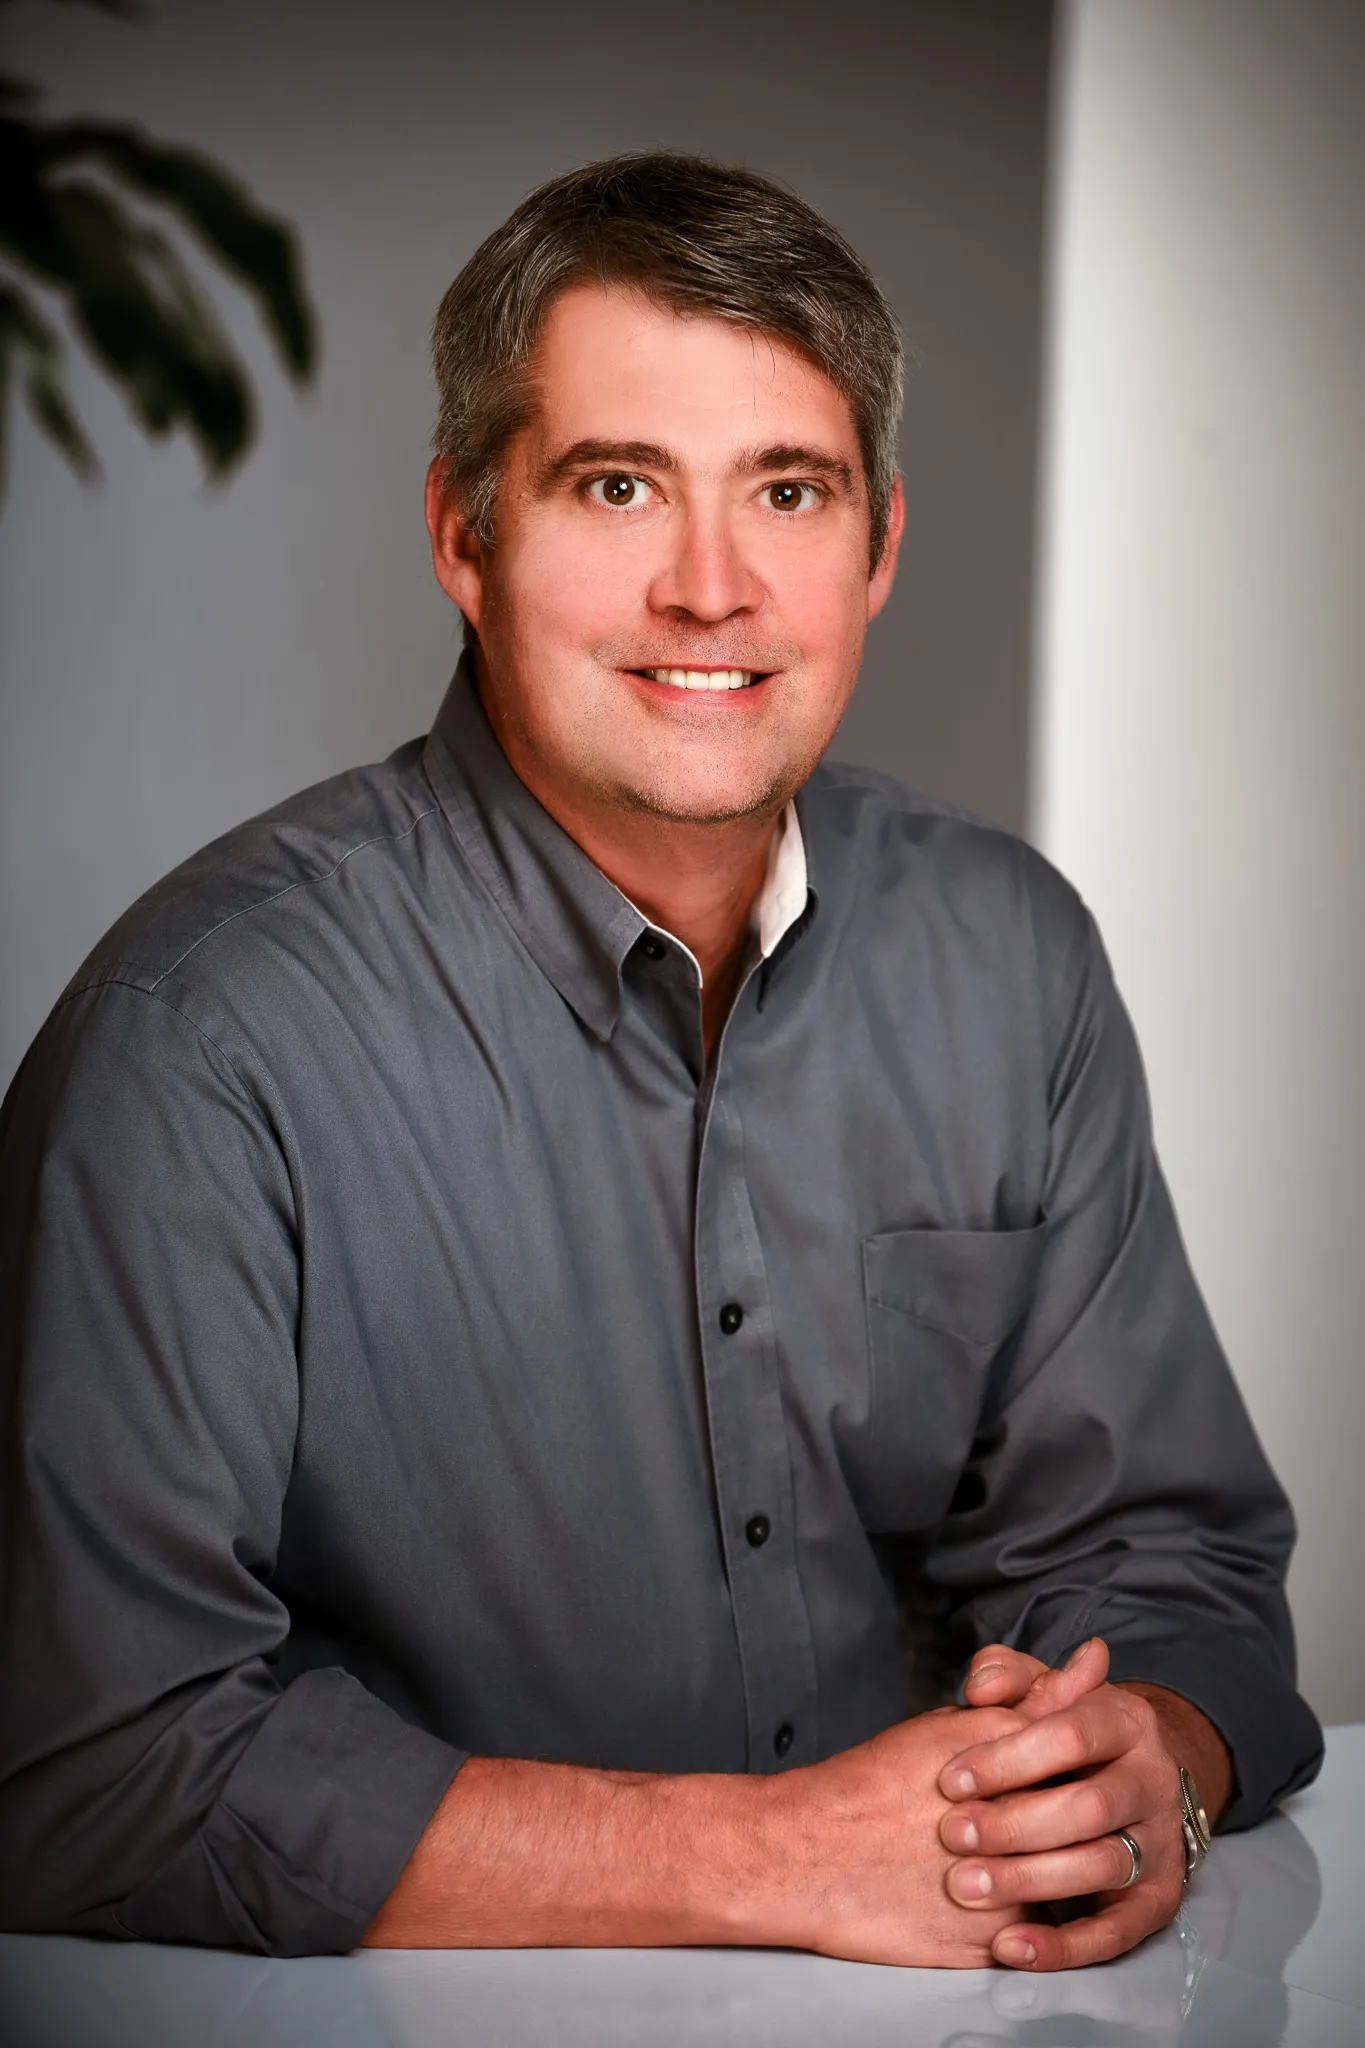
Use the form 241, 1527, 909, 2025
0, 981, 463, 1954
919, 894, 1324, 1830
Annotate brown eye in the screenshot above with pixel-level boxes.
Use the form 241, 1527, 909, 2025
592, 474, 641, 506
767, 481, 811, 511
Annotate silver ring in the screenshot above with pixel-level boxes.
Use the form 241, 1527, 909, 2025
1115, 1828, 1144, 1890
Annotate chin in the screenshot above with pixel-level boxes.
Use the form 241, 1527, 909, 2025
614, 772, 795, 824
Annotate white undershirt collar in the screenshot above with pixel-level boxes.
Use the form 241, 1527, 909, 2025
755, 800, 810, 960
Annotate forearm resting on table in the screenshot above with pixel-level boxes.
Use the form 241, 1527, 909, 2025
1115, 1681, 1234, 1822
363, 1754, 777, 1950
363, 1681, 1235, 1951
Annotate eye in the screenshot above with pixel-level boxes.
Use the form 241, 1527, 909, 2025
764, 480, 820, 512
585, 473, 653, 509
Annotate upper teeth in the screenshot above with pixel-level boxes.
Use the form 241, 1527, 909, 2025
643, 668, 755, 691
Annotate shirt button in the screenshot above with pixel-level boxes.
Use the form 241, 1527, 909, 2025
639, 933, 667, 961
773, 1722, 795, 1758
745, 1513, 771, 1548
718, 1302, 744, 1335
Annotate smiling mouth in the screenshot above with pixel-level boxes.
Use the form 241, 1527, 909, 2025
636, 667, 764, 692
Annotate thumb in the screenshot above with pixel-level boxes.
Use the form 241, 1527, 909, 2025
1015, 1635, 1111, 1722
962, 1643, 1050, 1707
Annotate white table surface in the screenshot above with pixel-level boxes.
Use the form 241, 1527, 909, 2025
3, 1724, 1362, 2047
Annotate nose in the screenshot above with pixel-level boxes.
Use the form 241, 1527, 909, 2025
647, 499, 764, 623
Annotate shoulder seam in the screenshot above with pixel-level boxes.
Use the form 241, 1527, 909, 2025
48, 976, 260, 1103
141, 803, 441, 990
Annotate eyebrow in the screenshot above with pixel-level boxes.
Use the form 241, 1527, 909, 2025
537, 439, 857, 493
537, 441, 676, 488
738, 445, 856, 493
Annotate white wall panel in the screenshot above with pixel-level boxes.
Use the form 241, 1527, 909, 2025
1034, 0, 1365, 1720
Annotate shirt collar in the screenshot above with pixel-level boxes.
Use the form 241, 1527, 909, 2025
423, 657, 814, 1040
424, 660, 643, 1041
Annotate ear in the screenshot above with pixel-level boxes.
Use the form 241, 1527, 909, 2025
425, 459, 486, 630
867, 472, 905, 621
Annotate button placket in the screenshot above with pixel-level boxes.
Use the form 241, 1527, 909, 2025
693, 1059, 819, 1773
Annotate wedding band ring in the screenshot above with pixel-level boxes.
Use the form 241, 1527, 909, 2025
1115, 1828, 1144, 1890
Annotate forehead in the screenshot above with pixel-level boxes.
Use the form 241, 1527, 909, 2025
525, 283, 859, 458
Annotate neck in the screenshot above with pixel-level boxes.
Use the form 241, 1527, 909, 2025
549, 794, 780, 1057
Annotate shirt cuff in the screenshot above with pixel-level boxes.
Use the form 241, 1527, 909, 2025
116, 1668, 465, 1954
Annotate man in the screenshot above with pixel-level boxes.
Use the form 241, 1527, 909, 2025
0, 154, 1320, 1972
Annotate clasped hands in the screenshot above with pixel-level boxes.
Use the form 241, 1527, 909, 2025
933, 1636, 1189, 1970
781, 1635, 1198, 1972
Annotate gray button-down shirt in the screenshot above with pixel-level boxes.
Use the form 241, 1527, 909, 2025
0, 664, 1322, 1956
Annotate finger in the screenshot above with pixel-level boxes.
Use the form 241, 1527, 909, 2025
939, 1757, 1151, 1856
991, 1883, 1178, 1971
939, 1689, 1148, 1801
924, 1704, 1029, 1752
962, 1638, 1109, 1718
945, 1828, 1148, 1908
963, 1645, 1050, 1707
1013, 1637, 1110, 1722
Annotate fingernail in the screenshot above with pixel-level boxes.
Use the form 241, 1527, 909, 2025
1064, 1639, 1094, 1670
954, 1819, 980, 1852
946, 1768, 977, 1796
968, 1661, 1005, 1686
996, 1937, 1037, 1968
949, 1862, 993, 1900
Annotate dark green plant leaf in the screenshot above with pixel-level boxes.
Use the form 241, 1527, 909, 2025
3, 172, 257, 476
0, 56, 318, 498
1, 104, 81, 279
0, 280, 100, 488
56, 181, 254, 473
47, 120, 317, 380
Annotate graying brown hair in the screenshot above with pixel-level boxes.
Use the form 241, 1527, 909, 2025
431, 153, 904, 570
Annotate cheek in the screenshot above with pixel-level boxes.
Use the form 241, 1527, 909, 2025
504, 523, 651, 647
774, 564, 871, 666
754, 525, 871, 636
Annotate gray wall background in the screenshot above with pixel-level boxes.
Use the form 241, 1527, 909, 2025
0, 0, 1052, 1086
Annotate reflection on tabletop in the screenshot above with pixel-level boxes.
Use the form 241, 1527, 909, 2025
4, 1730, 1361, 2048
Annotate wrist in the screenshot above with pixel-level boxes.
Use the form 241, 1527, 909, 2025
1114, 1680, 1234, 1823
728, 1763, 823, 1951
638, 1764, 784, 1947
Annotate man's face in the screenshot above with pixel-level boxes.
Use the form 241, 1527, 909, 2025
429, 283, 902, 827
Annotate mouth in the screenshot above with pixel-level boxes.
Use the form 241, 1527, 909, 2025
634, 667, 765, 693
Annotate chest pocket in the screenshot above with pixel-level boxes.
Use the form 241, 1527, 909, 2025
855, 1222, 1047, 1531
